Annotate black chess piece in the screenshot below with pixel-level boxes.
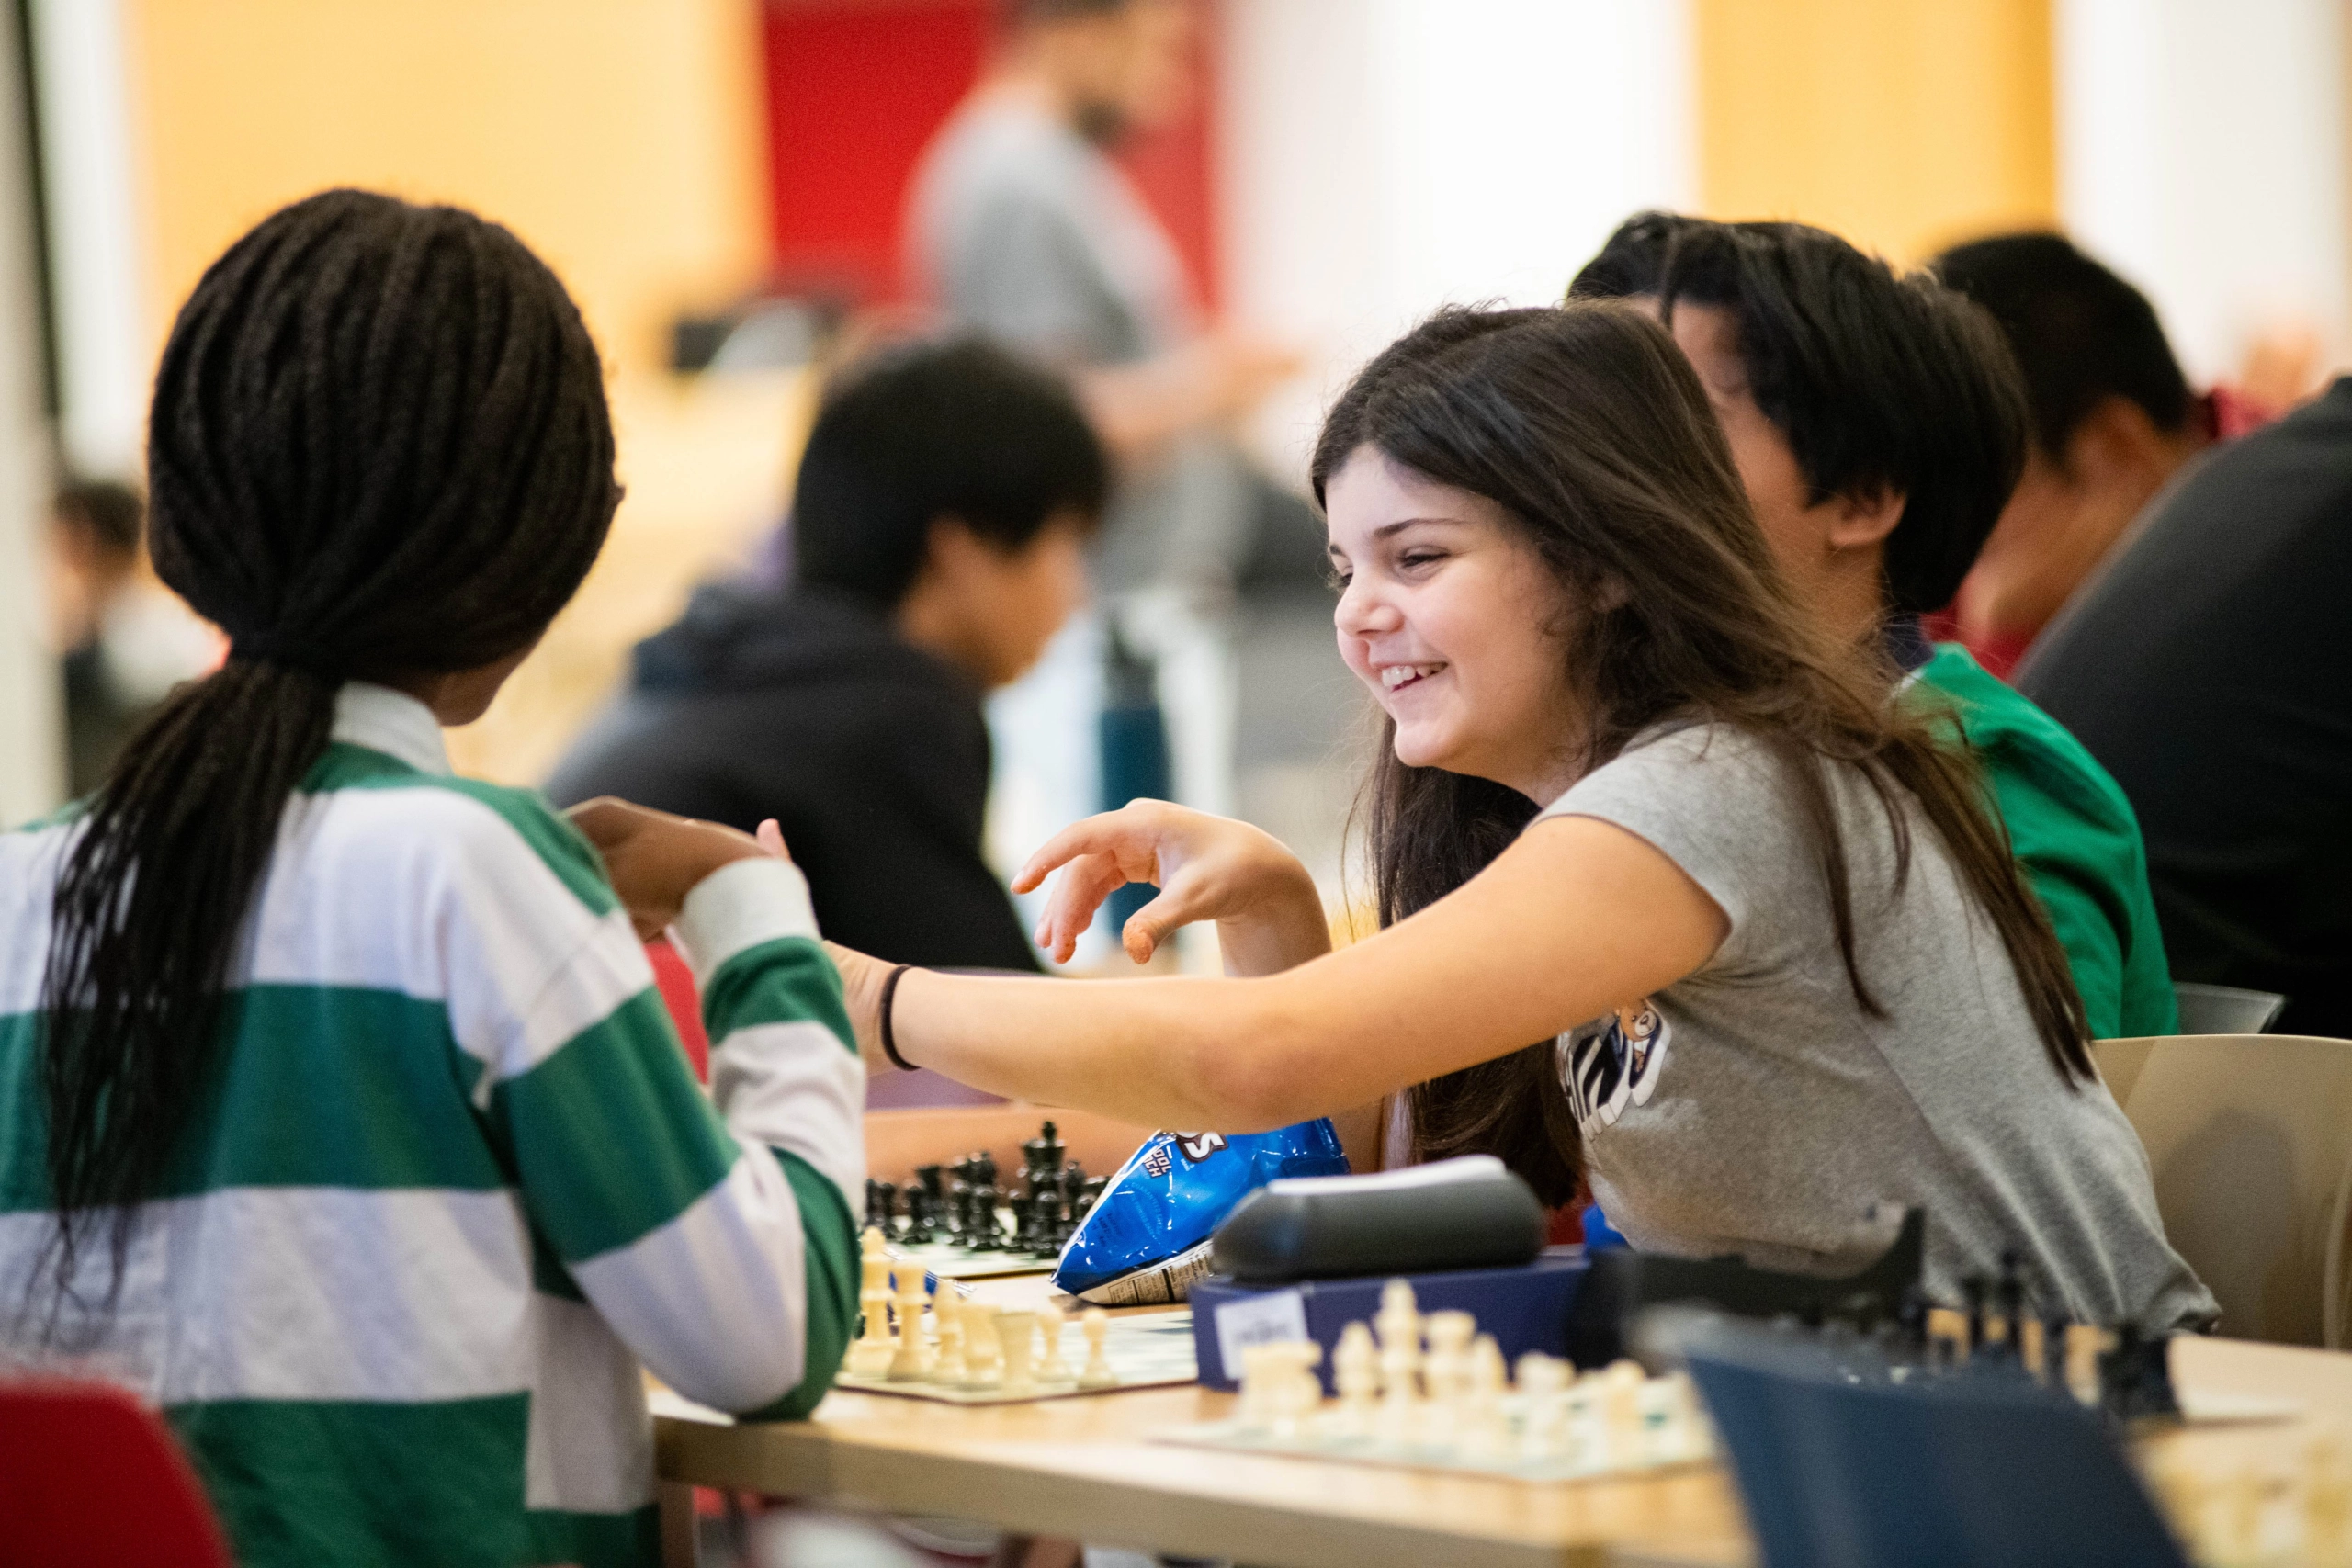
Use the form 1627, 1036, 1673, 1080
903, 1186, 937, 1244
1030, 1189, 1065, 1255
865, 1179, 898, 1232
967, 1183, 1001, 1249
972, 1152, 998, 1190
946, 1178, 972, 1241
2098, 1322, 2181, 1423
916, 1163, 946, 1202
1007, 1190, 1035, 1250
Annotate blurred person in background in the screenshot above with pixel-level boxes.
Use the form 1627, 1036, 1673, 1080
1930, 234, 2229, 679
907, 0, 1309, 950
548, 338, 1105, 975
46, 478, 220, 794
1577, 217, 2177, 1041
2018, 372, 2352, 1039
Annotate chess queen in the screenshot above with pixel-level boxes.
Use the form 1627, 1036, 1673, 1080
822, 300, 2215, 1334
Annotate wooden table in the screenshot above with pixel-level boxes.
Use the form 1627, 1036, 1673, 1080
653, 1276, 2352, 1568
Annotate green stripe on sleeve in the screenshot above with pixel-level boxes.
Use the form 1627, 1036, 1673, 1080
736, 1146, 859, 1422
496, 987, 739, 1263
698, 935, 855, 1056
302, 742, 617, 917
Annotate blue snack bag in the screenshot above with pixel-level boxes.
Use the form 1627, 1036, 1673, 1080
1050, 1120, 1349, 1304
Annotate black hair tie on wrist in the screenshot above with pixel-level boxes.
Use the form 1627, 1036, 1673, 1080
878, 963, 917, 1071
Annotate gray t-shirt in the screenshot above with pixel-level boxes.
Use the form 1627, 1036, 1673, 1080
1542, 723, 2216, 1332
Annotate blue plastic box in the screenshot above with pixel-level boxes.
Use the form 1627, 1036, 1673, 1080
1188, 1249, 1590, 1395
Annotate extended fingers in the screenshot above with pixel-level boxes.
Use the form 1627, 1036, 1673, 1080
1012, 803, 1173, 894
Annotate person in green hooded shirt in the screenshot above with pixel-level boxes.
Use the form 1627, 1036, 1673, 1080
1569, 215, 2176, 1039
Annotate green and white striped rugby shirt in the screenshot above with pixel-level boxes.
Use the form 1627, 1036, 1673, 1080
0, 683, 865, 1568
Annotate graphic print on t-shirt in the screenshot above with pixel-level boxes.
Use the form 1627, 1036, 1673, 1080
1560, 1000, 1671, 1129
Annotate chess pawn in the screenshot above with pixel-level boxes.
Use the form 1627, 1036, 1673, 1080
1238, 1342, 1286, 1427
1077, 1307, 1117, 1389
1036, 1303, 1071, 1382
1516, 1353, 1571, 1462
1423, 1313, 1476, 1401
1596, 1359, 1646, 1465
931, 1295, 969, 1386
886, 1268, 931, 1381
2063, 1324, 2109, 1405
1460, 1335, 1509, 1460
1333, 1323, 1380, 1435
995, 1310, 1038, 1397
962, 1308, 1002, 1390
1269, 1342, 1323, 1438
849, 1228, 896, 1376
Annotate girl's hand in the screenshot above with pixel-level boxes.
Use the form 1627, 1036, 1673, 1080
1012, 800, 1330, 975
566, 796, 781, 941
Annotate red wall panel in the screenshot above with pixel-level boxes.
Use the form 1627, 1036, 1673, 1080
759, 0, 1218, 310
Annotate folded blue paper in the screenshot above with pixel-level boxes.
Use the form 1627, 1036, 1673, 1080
1050, 1121, 1350, 1304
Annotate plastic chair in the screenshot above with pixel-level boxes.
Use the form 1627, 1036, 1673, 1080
2094, 1034, 2352, 1348
2172, 981, 2289, 1035
0, 1380, 232, 1568
1658, 1312, 2188, 1568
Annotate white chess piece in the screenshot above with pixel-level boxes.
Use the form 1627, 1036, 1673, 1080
886, 1268, 931, 1381
1036, 1303, 1071, 1382
931, 1294, 968, 1386
1515, 1353, 1571, 1462
1333, 1323, 1380, 1436
1374, 1280, 1423, 1438
995, 1310, 1037, 1397
1461, 1335, 1509, 1460
1077, 1307, 1117, 1389
1420, 1311, 1476, 1443
1238, 1343, 1283, 1427
1595, 1360, 1646, 1468
962, 1307, 1002, 1390
850, 1228, 895, 1376
1270, 1342, 1323, 1438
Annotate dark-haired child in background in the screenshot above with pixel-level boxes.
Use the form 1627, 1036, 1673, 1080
1928, 233, 2219, 678
1572, 215, 2177, 1040
549, 337, 1107, 975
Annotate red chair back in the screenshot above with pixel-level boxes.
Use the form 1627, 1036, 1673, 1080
0, 1380, 232, 1568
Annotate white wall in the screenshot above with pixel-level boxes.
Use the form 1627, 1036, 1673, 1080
1219, 0, 1696, 480
28, 0, 145, 480
2056, 0, 2349, 385
0, 9, 63, 821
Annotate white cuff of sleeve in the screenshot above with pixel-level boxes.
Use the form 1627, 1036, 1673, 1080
668, 857, 819, 988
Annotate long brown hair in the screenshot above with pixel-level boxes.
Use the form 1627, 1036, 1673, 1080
1312, 304, 2089, 1203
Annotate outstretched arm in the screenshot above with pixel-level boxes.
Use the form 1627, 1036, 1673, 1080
839, 814, 1728, 1132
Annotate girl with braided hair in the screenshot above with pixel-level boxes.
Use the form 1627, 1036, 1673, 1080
1, 190, 865, 1566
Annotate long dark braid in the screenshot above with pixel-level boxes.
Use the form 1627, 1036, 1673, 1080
35, 189, 620, 1327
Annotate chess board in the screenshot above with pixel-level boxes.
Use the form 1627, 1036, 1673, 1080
886, 1233, 1060, 1281
1157, 1379, 1716, 1483
837, 1310, 1200, 1405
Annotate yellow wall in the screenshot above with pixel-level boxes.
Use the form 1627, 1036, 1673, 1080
127, 0, 770, 376
1694, 0, 2057, 265
121, 0, 808, 783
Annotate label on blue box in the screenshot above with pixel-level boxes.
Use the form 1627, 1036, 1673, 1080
1213, 1287, 1309, 1371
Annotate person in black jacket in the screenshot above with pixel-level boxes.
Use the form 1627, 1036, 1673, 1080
2019, 377, 2352, 1038
549, 337, 1107, 971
